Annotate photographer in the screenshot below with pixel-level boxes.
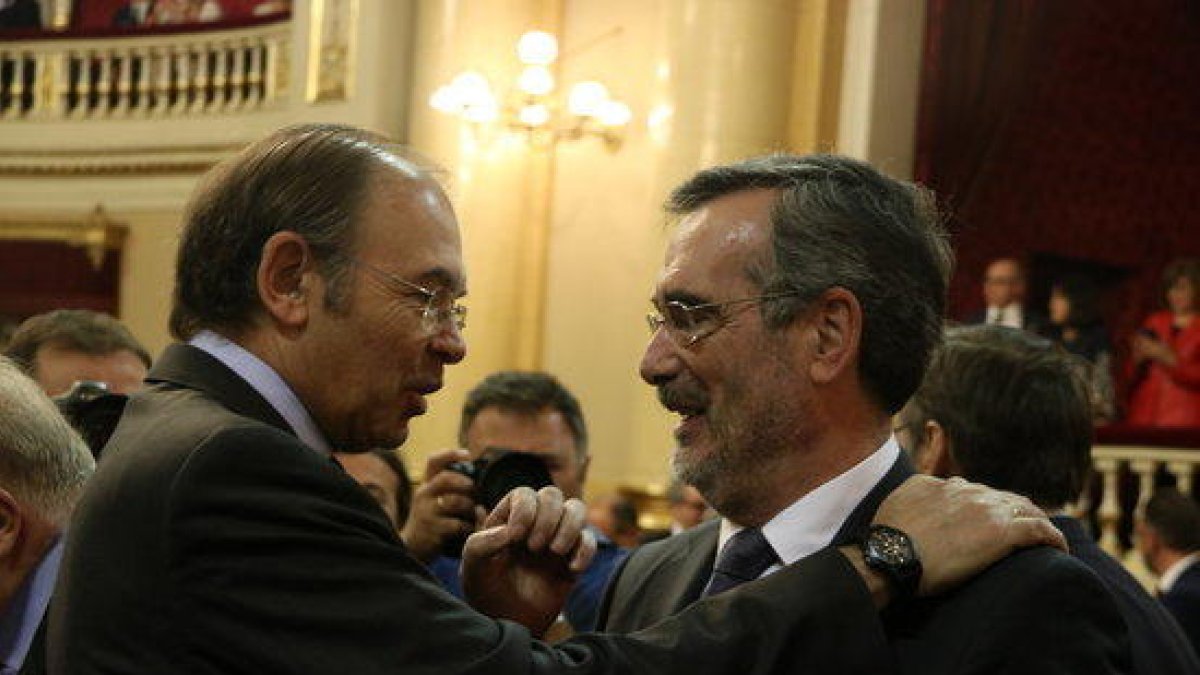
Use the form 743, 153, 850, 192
403, 371, 626, 633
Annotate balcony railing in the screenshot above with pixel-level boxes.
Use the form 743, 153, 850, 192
0, 21, 289, 121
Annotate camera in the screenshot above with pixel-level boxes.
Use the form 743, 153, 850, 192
441, 447, 553, 557
53, 380, 129, 459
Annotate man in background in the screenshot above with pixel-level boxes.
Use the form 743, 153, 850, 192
586, 494, 641, 549
406, 370, 627, 632
1139, 488, 1200, 656
897, 324, 1199, 674
600, 154, 1128, 673
666, 480, 709, 534
967, 257, 1048, 334
5, 309, 150, 397
0, 357, 95, 675
334, 448, 414, 532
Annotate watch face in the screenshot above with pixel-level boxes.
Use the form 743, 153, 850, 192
872, 527, 915, 563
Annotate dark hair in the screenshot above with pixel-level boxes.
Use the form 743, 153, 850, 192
1051, 275, 1102, 328
5, 309, 151, 372
1162, 258, 1200, 307
667, 154, 951, 414
458, 371, 588, 460
610, 495, 640, 536
901, 324, 1092, 508
170, 123, 427, 340
370, 448, 414, 529
1144, 488, 1200, 553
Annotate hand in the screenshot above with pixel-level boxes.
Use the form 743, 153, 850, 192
461, 486, 596, 636
1132, 333, 1177, 367
871, 475, 1065, 597
399, 449, 482, 564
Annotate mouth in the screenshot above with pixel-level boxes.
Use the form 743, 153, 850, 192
657, 385, 709, 441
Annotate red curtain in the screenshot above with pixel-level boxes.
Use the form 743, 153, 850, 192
916, 0, 1200, 402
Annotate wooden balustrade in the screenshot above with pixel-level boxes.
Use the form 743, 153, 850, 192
0, 22, 290, 120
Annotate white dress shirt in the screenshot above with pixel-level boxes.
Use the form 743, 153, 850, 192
986, 304, 1025, 329
189, 331, 332, 455
716, 437, 900, 578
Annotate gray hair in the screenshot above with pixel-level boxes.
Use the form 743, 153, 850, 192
667, 154, 953, 414
0, 356, 95, 527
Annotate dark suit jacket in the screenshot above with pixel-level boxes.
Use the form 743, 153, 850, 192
17, 615, 46, 675
599, 455, 1132, 674
49, 344, 901, 674
1052, 516, 1200, 674
964, 307, 1050, 336
1163, 560, 1200, 660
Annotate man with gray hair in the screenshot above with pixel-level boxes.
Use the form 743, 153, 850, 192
600, 153, 1130, 673
0, 357, 95, 675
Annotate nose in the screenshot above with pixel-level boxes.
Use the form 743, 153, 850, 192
430, 323, 466, 364
639, 325, 682, 386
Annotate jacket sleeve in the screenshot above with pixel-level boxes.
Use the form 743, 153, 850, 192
166, 425, 894, 675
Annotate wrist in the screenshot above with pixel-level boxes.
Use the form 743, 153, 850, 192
838, 545, 892, 609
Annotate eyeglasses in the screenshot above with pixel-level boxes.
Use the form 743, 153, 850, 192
349, 257, 467, 333
646, 292, 802, 347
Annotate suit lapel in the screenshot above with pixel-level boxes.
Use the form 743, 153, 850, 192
145, 343, 293, 435
831, 452, 915, 546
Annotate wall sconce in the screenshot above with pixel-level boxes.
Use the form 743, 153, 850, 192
429, 30, 632, 150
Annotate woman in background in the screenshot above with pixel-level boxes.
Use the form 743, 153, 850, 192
1048, 276, 1115, 422
1128, 259, 1200, 427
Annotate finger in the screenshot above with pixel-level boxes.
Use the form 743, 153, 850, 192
424, 469, 477, 496
527, 486, 565, 551
434, 493, 478, 517
1009, 517, 1068, 552
423, 448, 472, 481
486, 486, 538, 538
474, 505, 488, 529
569, 528, 597, 573
462, 524, 512, 560
550, 498, 586, 556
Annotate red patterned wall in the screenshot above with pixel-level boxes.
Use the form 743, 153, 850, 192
917, 0, 1200, 382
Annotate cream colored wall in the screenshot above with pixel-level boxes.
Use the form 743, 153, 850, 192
1, 0, 923, 495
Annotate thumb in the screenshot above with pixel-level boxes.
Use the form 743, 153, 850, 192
463, 525, 512, 560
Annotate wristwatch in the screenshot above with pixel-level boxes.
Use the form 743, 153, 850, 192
860, 524, 922, 602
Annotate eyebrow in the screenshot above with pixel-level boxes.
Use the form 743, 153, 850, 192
657, 289, 712, 307
414, 267, 467, 296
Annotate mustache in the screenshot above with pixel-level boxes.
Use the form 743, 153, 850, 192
657, 382, 709, 413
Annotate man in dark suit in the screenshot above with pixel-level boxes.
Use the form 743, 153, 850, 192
0, 357, 95, 675
964, 257, 1049, 335
896, 324, 1200, 674
48, 125, 1066, 674
599, 154, 1130, 673
1139, 488, 1200, 656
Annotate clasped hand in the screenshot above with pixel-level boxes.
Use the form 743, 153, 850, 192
461, 485, 596, 636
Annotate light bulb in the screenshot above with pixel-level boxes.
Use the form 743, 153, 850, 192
450, 71, 492, 106
517, 31, 558, 65
429, 85, 460, 113
517, 65, 555, 96
596, 100, 632, 127
463, 99, 499, 123
567, 81, 609, 117
518, 103, 551, 127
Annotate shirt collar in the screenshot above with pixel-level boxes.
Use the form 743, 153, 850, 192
189, 331, 332, 455
717, 437, 900, 571
1160, 552, 1200, 593
0, 536, 63, 672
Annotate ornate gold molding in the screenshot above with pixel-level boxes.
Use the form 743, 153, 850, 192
0, 205, 128, 269
0, 143, 241, 177
306, 0, 358, 103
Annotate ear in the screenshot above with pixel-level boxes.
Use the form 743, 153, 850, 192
256, 231, 317, 331
0, 489, 23, 560
914, 419, 960, 478
806, 287, 863, 385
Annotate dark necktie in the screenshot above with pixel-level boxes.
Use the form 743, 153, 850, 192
703, 527, 779, 597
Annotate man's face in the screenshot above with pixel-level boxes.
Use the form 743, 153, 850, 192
640, 188, 812, 511
33, 345, 147, 396
983, 259, 1024, 309
1167, 275, 1196, 315
336, 452, 403, 529
296, 175, 467, 451
463, 406, 586, 499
